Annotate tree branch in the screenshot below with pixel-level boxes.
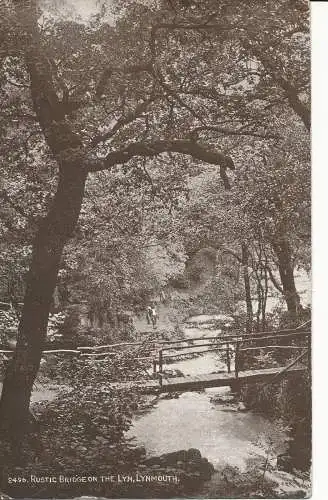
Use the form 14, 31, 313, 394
151, 22, 310, 131
91, 97, 156, 147
14, 1, 83, 158
95, 62, 152, 99
265, 264, 284, 294
220, 247, 242, 263
242, 39, 310, 131
190, 125, 280, 140
88, 139, 234, 175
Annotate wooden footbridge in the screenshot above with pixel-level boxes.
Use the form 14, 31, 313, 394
129, 323, 311, 394
76, 321, 310, 394
0, 320, 310, 395
127, 365, 307, 394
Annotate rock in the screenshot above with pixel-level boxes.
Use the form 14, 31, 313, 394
210, 393, 236, 404
133, 446, 146, 457
199, 457, 214, 480
160, 392, 180, 400
95, 436, 109, 444
162, 369, 185, 378
144, 448, 215, 483
144, 456, 162, 466
186, 448, 202, 461
277, 453, 294, 473
162, 450, 189, 464
145, 449, 199, 466
237, 402, 247, 412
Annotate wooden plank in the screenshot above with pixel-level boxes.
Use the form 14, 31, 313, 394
239, 345, 306, 352
136, 365, 306, 393
43, 349, 81, 355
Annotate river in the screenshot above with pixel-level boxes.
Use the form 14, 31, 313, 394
126, 315, 310, 496
127, 315, 285, 469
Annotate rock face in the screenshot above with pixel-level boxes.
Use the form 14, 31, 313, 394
186, 247, 218, 286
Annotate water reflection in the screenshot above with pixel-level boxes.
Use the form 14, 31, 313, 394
126, 389, 285, 470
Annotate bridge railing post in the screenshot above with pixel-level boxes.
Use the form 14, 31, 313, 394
226, 343, 231, 373
156, 350, 163, 389
235, 340, 240, 379
159, 349, 163, 372
153, 359, 157, 375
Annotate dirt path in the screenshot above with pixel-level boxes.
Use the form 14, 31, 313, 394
132, 301, 179, 334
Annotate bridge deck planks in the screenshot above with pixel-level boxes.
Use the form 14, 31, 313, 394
129, 365, 306, 394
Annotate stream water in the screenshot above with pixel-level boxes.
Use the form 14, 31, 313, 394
127, 315, 287, 472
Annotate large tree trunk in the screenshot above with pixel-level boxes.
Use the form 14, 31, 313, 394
272, 237, 300, 318
241, 243, 253, 334
0, 0, 88, 435
0, 165, 87, 434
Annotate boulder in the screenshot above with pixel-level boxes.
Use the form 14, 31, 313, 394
186, 448, 202, 461
277, 453, 294, 473
132, 446, 146, 458
144, 448, 214, 482
237, 402, 247, 412
161, 450, 189, 465
210, 393, 237, 404
162, 369, 185, 378
199, 457, 215, 480
160, 392, 180, 400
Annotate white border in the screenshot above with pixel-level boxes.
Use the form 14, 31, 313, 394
312, 2, 328, 500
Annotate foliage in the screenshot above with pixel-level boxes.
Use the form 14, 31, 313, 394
0, 1, 311, 493
241, 372, 311, 471
0, 0, 310, 321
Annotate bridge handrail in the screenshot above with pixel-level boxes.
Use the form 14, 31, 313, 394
0, 328, 310, 357
160, 331, 310, 353
76, 326, 311, 352
161, 344, 307, 360
152, 328, 310, 350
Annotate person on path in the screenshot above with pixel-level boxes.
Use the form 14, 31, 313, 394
146, 303, 157, 327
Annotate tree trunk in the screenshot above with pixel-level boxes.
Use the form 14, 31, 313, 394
255, 281, 262, 332
0, 164, 87, 434
272, 237, 300, 318
241, 243, 253, 334
261, 265, 268, 331
0, 0, 89, 436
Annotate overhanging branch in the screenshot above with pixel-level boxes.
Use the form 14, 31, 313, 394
190, 125, 280, 140
91, 97, 156, 147
88, 139, 234, 174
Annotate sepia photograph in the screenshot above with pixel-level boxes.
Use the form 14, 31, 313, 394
0, 0, 311, 498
